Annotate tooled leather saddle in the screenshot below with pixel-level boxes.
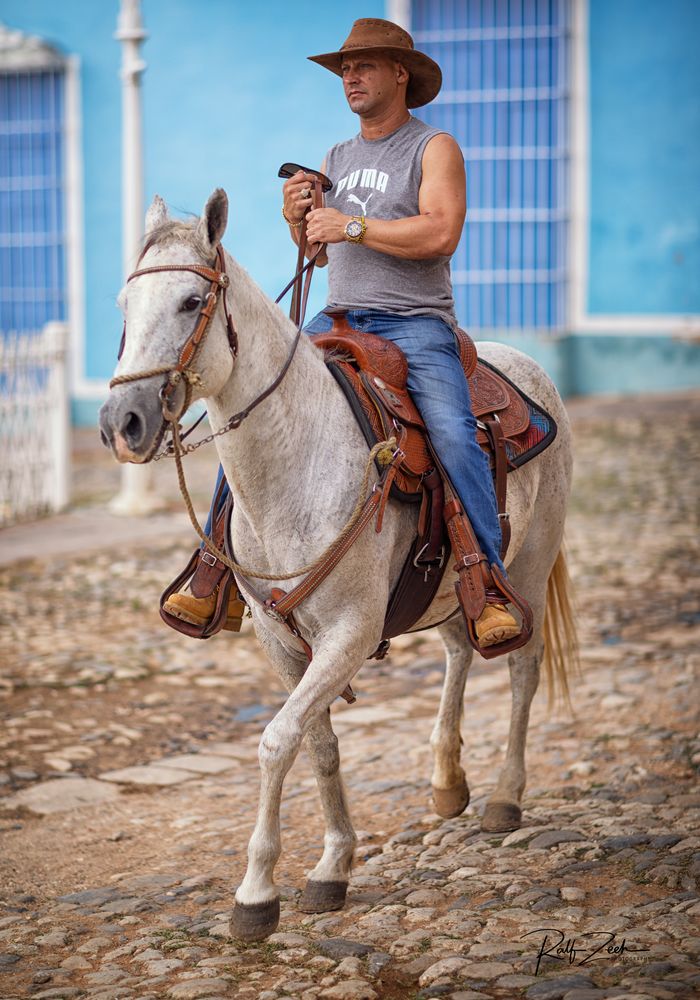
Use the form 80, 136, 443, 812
159, 162, 557, 661
309, 309, 557, 654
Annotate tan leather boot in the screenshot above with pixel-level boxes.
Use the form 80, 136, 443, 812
475, 603, 520, 647
164, 588, 245, 632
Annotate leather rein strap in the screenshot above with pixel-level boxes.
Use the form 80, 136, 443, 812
290, 176, 323, 328
110, 185, 325, 433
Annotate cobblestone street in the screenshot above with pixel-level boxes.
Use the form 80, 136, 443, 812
0, 391, 699, 1000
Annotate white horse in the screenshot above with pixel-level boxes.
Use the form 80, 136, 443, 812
100, 189, 576, 941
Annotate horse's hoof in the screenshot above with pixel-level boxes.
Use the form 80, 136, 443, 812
432, 776, 470, 819
298, 880, 348, 913
229, 897, 280, 941
481, 801, 522, 833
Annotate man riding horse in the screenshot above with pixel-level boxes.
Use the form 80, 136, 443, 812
164, 17, 521, 649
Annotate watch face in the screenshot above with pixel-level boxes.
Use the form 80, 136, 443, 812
346, 220, 363, 238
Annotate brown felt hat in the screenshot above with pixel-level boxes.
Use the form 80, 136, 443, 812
308, 18, 442, 109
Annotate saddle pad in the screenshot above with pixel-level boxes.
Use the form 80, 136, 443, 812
477, 359, 558, 470
328, 357, 557, 498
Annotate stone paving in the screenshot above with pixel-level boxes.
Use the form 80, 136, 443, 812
0, 392, 699, 999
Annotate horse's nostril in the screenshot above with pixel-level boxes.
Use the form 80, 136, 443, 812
123, 411, 144, 447
100, 429, 111, 449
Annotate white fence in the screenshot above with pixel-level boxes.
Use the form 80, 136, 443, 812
0, 322, 70, 527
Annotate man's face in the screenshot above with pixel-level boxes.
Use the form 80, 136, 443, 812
340, 55, 406, 115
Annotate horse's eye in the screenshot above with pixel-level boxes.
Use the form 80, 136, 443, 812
181, 295, 201, 313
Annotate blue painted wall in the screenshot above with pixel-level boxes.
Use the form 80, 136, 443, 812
1, 0, 383, 385
3, 0, 699, 415
588, 0, 700, 314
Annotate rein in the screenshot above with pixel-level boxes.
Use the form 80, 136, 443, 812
110, 188, 324, 452
169, 415, 401, 581
108, 181, 404, 601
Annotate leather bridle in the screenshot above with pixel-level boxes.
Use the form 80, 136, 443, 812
110, 176, 325, 439
112, 244, 237, 421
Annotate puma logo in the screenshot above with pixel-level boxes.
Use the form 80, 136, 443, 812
335, 168, 389, 196
347, 192, 373, 216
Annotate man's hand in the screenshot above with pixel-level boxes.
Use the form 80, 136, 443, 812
306, 208, 349, 246
282, 169, 315, 226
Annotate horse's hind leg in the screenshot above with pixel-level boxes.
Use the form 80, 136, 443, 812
480, 638, 543, 831
431, 615, 474, 818
481, 565, 548, 833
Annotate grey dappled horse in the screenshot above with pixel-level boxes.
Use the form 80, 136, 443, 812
99, 189, 576, 941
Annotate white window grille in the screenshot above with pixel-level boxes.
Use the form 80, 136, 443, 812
412, 0, 571, 333
1, 24, 71, 524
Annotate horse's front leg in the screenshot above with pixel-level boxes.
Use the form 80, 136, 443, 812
297, 709, 356, 914
230, 624, 368, 941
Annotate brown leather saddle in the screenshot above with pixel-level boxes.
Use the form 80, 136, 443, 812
309, 309, 556, 652
311, 310, 529, 491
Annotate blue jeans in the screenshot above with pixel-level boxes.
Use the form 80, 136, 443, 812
204, 309, 505, 572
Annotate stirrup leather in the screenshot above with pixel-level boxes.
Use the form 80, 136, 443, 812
440, 476, 533, 659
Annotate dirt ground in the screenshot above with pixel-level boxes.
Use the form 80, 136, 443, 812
0, 390, 698, 1000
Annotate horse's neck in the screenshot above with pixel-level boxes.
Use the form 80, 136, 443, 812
205, 251, 363, 547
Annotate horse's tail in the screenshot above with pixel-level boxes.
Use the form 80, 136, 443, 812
542, 547, 580, 712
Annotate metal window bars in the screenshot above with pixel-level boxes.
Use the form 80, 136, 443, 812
413, 0, 571, 334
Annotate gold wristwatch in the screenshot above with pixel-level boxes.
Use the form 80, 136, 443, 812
344, 215, 366, 243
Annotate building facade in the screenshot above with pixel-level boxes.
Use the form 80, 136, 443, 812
1, 0, 698, 424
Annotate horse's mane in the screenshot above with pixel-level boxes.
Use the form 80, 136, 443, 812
140, 219, 216, 265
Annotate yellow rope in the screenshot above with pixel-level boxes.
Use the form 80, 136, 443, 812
110, 368, 203, 390
110, 366, 172, 389
169, 416, 396, 581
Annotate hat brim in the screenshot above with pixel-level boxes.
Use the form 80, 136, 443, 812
307, 46, 442, 109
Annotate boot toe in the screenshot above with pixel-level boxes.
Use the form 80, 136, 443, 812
163, 591, 217, 627
476, 605, 521, 648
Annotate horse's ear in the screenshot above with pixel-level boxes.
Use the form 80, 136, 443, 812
198, 188, 228, 250
145, 195, 169, 235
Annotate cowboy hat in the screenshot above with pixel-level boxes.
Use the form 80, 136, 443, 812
308, 18, 442, 109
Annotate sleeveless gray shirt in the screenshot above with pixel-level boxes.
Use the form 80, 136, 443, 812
324, 116, 458, 328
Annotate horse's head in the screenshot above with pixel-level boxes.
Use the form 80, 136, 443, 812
99, 188, 236, 463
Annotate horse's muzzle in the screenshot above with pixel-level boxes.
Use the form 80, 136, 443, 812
99, 385, 166, 464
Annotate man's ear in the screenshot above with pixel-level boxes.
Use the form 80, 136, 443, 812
395, 61, 410, 85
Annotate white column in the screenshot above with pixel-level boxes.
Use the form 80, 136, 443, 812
568, 0, 589, 334
386, 0, 411, 29
44, 321, 70, 512
110, 0, 163, 515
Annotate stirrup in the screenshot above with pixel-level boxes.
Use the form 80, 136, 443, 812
160, 548, 243, 639
462, 563, 533, 659
160, 488, 245, 639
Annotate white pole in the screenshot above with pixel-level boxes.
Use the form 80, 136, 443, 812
110, 0, 163, 515
386, 0, 411, 29
44, 321, 70, 512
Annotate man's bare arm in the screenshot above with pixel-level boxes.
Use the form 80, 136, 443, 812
305, 134, 466, 259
